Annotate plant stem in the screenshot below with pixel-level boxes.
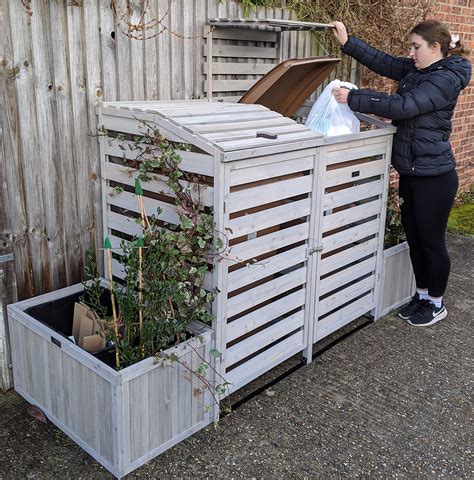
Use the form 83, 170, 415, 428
106, 247, 121, 369
138, 246, 144, 358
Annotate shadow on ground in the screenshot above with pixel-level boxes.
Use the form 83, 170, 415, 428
1, 234, 472, 479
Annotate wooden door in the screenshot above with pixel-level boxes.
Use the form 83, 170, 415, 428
307, 135, 392, 353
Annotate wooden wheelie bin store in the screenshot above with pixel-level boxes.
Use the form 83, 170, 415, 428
98, 42, 396, 397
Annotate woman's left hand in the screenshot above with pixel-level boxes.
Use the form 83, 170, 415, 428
333, 87, 349, 103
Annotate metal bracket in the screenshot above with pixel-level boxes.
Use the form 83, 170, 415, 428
0, 253, 14, 264
308, 245, 324, 255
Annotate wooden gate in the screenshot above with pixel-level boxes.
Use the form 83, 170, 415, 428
307, 135, 392, 355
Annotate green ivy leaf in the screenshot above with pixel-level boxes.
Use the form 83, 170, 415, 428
209, 348, 222, 359
181, 216, 193, 230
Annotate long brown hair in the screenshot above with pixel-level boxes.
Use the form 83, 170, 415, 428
410, 20, 471, 58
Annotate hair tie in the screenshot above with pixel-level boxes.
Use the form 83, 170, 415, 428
450, 34, 460, 49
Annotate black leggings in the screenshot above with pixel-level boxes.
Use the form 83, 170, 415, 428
399, 170, 458, 297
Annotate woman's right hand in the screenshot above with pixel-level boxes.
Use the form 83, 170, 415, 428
331, 21, 348, 46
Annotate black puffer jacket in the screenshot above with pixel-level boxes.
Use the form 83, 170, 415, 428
342, 36, 472, 176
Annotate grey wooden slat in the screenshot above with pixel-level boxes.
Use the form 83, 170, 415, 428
183, 0, 194, 100
0, 5, 14, 390
47, 342, 65, 422
191, 346, 200, 425
49, 1, 82, 285
83, 0, 105, 265
376, 243, 416, 317
129, 0, 146, 101
204, 79, 259, 93
163, 361, 173, 442
94, 373, 112, 461
170, 0, 184, 100
39, 333, 52, 412
143, 0, 159, 100
1, 1, 34, 301
31, 1, 69, 291
10, 320, 26, 394
66, 2, 95, 283
194, 0, 207, 100
204, 44, 278, 59
148, 363, 165, 450
178, 351, 192, 433
115, 0, 132, 100
156, 0, 171, 99
203, 61, 275, 75
210, 27, 278, 42
63, 353, 79, 435
98, 1, 117, 101
121, 380, 131, 468
8, 0, 52, 296
78, 362, 93, 445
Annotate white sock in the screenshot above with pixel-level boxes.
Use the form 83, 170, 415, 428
428, 295, 443, 308
417, 288, 428, 300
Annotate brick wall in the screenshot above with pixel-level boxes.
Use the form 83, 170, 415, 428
433, 1, 474, 191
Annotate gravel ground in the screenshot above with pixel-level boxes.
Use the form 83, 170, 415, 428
1, 234, 472, 479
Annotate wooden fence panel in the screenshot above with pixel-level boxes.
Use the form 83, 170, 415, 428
1, 0, 319, 304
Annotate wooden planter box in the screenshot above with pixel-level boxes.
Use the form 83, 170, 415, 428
375, 241, 416, 318
7, 282, 214, 479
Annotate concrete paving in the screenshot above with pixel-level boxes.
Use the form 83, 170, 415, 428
1, 234, 472, 479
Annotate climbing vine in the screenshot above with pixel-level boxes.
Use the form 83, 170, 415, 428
84, 121, 225, 366
82, 121, 231, 406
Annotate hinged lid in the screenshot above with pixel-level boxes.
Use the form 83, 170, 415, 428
208, 18, 335, 32
239, 57, 340, 117
100, 101, 324, 159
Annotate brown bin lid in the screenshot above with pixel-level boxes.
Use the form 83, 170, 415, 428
239, 57, 340, 117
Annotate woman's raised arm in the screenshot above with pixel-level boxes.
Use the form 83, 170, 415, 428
331, 21, 414, 81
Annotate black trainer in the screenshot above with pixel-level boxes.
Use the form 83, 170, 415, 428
407, 299, 447, 327
398, 292, 423, 319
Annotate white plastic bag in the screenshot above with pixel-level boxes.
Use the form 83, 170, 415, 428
305, 80, 360, 137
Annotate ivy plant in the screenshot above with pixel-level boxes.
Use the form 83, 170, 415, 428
84, 121, 222, 369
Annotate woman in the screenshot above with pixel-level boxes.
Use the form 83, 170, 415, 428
331, 20, 471, 326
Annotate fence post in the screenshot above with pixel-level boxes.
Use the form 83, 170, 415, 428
0, 255, 15, 392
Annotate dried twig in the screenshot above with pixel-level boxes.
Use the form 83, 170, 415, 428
290, 0, 434, 90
